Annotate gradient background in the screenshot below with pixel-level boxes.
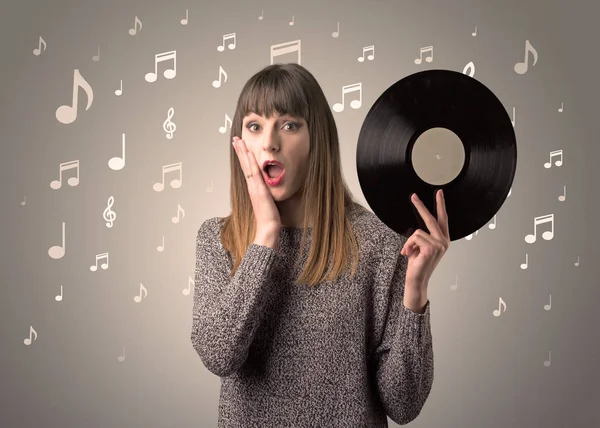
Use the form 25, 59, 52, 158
1, 0, 599, 427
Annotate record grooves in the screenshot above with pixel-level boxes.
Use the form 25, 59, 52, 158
356, 69, 517, 241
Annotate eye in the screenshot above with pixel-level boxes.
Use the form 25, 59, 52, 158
283, 122, 301, 131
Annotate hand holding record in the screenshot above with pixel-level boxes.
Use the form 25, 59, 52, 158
401, 189, 450, 290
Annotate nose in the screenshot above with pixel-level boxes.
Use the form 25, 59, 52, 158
262, 130, 280, 152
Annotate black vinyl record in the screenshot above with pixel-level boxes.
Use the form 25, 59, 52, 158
356, 69, 517, 241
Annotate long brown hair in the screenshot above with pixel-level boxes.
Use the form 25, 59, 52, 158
221, 63, 360, 287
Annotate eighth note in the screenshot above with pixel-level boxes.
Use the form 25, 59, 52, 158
332, 82, 362, 112
145, 50, 177, 83
24, 326, 37, 346
172, 204, 185, 223
414, 45, 433, 64
217, 33, 236, 51
514, 39, 538, 75
212, 65, 228, 88
358, 45, 375, 62
524, 213, 554, 244
153, 162, 183, 192
90, 252, 109, 271
129, 16, 142, 35
544, 149, 563, 168
219, 113, 232, 134
134, 283, 148, 303
33, 36, 47, 55
493, 296, 507, 317
50, 160, 80, 189
56, 69, 94, 124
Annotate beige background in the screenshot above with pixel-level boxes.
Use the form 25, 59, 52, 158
1, 0, 599, 427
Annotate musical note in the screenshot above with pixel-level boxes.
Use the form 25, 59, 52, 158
332, 22, 340, 38
414, 45, 433, 64
520, 253, 528, 270
172, 204, 185, 223
258, 10, 264, 20
465, 230, 478, 240
270, 39, 301, 65
463, 61, 475, 77
219, 113, 232, 134
129, 16, 142, 35
92, 46, 100, 62
48, 222, 66, 259
55, 285, 63, 302
358, 45, 375, 62
217, 33, 236, 51
574, 256, 580, 267
332, 82, 362, 112
544, 149, 563, 168
21, 196, 26, 206
525, 214, 554, 244
558, 185, 566, 201
472, 26, 477, 36
181, 9, 189, 25
558, 102, 563, 112
511, 107, 516, 127
108, 133, 126, 170
163, 107, 176, 139
183, 276, 193, 295
134, 283, 148, 303
157, 236, 165, 252
488, 214, 496, 229
543, 350, 551, 367
56, 69, 94, 124
115, 80, 123, 96
145, 50, 177, 83
514, 39, 538, 74
90, 252, 109, 271
544, 294, 552, 311
33, 36, 47, 55
153, 162, 183, 192
117, 345, 126, 362
103, 196, 116, 228
24, 326, 37, 346
289, 16, 295, 26
50, 160, 79, 189
212, 65, 228, 88
450, 274, 458, 291
206, 179, 214, 192
493, 297, 507, 317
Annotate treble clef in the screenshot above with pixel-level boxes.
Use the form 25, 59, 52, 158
103, 196, 116, 228
163, 107, 176, 139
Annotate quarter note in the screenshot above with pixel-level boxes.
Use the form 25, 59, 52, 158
558, 102, 563, 112
157, 236, 165, 252
544, 294, 551, 311
217, 33, 236, 51
134, 283, 148, 303
145, 50, 177, 83
117, 345, 126, 362
414, 45, 433, 64
332, 22, 339, 38
183, 276, 193, 295
493, 296, 507, 317
358, 45, 374, 62
520, 253, 528, 270
50, 160, 80, 189
514, 39, 538, 75
449, 274, 458, 290
472, 26, 477, 36
558, 185, 566, 201
48, 222, 66, 259
270, 39, 301, 65
55, 285, 63, 302
129, 16, 142, 35
33, 36, 47, 55
21, 196, 26, 206
524, 214, 554, 244
56, 69, 94, 124
153, 162, 183, 192
488, 214, 496, 229
544, 149, 563, 168
114, 80, 123, 96
90, 252, 109, 271
181, 9, 189, 25
332, 82, 362, 112
212, 65, 228, 88
24, 326, 37, 346
574, 256, 579, 267
258, 10, 264, 20
289, 16, 294, 26
108, 134, 126, 170
543, 350, 551, 367
172, 204, 185, 223
92, 46, 100, 62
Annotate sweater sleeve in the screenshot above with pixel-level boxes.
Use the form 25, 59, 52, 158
190, 218, 281, 377
372, 231, 434, 426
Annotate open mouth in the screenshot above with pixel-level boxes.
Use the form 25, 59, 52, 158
262, 163, 286, 185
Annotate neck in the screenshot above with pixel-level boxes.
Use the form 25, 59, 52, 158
276, 193, 312, 228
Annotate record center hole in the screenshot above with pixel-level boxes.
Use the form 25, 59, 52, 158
410, 127, 465, 186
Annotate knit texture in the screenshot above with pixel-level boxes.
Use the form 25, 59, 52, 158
191, 202, 434, 427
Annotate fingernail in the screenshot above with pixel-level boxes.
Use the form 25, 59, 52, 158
413, 193, 419, 200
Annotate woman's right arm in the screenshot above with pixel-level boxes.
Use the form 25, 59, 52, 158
190, 218, 281, 377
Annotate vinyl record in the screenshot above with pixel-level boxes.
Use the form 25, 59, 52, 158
356, 69, 517, 241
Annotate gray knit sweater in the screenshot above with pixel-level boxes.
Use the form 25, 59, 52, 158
191, 202, 434, 427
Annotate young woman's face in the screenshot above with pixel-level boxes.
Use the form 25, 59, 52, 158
241, 112, 310, 201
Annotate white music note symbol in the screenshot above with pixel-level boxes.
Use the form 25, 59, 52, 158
33, 36, 47, 55
157, 236, 165, 252
145, 50, 177, 83
90, 252, 109, 271
332, 22, 340, 38
55, 285, 64, 302
134, 283, 148, 303
217, 33, 236, 51
115, 80, 123, 96
212, 65, 228, 88
219, 113, 232, 134
48, 222, 66, 259
493, 297, 507, 317
358, 45, 375, 62
129, 16, 142, 35
56, 69, 94, 124
332, 82, 362, 112
117, 345, 126, 362
24, 326, 37, 346
108, 134, 126, 170
153, 162, 182, 192
172, 204, 185, 223
181, 9, 189, 25
414, 45, 433, 64
163, 107, 176, 139
514, 39, 538, 74
524, 214, 554, 244
183, 276, 193, 295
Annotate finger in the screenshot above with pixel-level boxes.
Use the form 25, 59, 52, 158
233, 137, 251, 178
247, 150, 264, 182
436, 189, 450, 241
401, 230, 437, 256
411, 193, 444, 240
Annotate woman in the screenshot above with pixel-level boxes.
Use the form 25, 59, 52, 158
191, 63, 450, 427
